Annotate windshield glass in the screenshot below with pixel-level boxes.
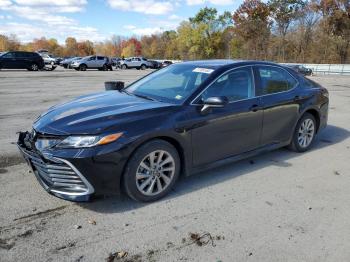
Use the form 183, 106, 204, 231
126, 63, 214, 104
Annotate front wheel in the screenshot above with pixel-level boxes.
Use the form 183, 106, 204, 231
121, 64, 127, 70
123, 140, 180, 202
79, 64, 87, 71
289, 113, 316, 152
140, 64, 147, 70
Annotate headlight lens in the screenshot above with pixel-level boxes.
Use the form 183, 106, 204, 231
56, 133, 123, 148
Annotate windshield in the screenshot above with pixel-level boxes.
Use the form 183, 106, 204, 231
125, 63, 214, 104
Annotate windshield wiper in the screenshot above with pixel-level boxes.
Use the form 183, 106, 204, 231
120, 89, 158, 102
131, 93, 157, 101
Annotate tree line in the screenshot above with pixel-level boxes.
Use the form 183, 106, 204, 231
0, 0, 349, 64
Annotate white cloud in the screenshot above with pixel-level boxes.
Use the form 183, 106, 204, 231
13, 0, 87, 6
123, 25, 163, 35
186, 0, 234, 5
169, 14, 182, 20
6, 5, 76, 25
0, 0, 11, 7
108, 0, 173, 15
0, 22, 105, 42
0, 1, 104, 43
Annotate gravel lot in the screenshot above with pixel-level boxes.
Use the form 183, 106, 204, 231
0, 68, 349, 262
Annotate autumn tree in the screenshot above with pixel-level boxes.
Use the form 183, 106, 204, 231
65, 37, 78, 56
121, 38, 142, 57
313, 0, 350, 63
269, 0, 306, 61
233, 0, 271, 59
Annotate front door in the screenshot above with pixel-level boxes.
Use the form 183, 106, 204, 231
190, 66, 263, 167
1, 52, 16, 68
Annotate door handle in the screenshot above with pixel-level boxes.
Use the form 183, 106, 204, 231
294, 95, 300, 101
250, 104, 261, 112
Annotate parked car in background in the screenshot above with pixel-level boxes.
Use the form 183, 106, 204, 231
60, 57, 81, 69
39, 53, 57, 71
286, 64, 312, 76
71, 55, 112, 71
17, 60, 328, 202
119, 57, 152, 70
161, 60, 173, 68
148, 60, 162, 69
111, 57, 121, 67
40, 54, 58, 65
0, 51, 44, 71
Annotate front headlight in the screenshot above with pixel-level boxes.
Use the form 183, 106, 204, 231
56, 133, 123, 148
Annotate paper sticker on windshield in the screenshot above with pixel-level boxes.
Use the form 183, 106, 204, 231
192, 67, 214, 74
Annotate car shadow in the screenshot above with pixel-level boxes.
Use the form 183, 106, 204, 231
78, 124, 349, 213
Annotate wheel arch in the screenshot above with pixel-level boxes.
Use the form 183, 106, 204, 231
302, 107, 321, 133
121, 135, 189, 186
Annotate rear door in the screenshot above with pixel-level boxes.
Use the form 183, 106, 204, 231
96, 56, 105, 67
254, 65, 300, 145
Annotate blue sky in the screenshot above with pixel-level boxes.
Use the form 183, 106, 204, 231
0, 0, 242, 43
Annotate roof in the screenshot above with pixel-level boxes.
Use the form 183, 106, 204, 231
181, 59, 279, 69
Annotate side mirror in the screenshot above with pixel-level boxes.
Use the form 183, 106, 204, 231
105, 81, 125, 91
201, 96, 228, 113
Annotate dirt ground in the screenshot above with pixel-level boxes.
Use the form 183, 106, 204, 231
0, 69, 349, 262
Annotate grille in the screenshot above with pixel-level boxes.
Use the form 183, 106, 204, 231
30, 155, 89, 194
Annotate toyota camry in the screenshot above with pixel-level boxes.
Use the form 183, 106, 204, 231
17, 60, 329, 202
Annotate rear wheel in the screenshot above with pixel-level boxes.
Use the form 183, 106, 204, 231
141, 64, 147, 70
123, 140, 180, 202
29, 63, 39, 71
102, 64, 108, 71
289, 113, 316, 152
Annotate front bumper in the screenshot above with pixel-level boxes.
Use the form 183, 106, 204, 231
17, 132, 128, 202
17, 136, 94, 201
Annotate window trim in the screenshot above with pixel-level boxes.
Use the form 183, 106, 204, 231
191, 65, 256, 106
254, 65, 299, 97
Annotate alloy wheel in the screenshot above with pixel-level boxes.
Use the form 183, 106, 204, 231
136, 150, 175, 196
31, 64, 38, 71
297, 118, 315, 148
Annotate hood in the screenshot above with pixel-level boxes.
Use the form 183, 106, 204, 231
33, 91, 174, 135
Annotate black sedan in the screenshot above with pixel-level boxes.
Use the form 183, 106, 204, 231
17, 60, 329, 202
286, 64, 313, 76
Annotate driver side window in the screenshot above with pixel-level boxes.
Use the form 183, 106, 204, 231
201, 67, 254, 102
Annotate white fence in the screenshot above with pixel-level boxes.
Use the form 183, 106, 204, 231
283, 63, 350, 75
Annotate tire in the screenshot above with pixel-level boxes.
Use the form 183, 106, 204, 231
140, 64, 147, 70
79, 64, 87, 71
121, 64, 127, 70
123, 140, 180, 202
29, 63, 39, 71
289, 113, 317, 152
102, 64, 108, 71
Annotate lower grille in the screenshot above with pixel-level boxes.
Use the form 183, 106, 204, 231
30, 156, 89, 194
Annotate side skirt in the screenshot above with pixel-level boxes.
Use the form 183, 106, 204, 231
188, 141, 290, 176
